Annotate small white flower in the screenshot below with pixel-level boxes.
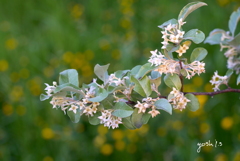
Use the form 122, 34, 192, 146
69, 105, 79, 114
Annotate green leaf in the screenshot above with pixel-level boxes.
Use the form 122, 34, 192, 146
158, 19, 178, 29
94, 64, 110, 84
180, 69, 187, 77
204, 31, 223, 45
183, 29, 205, 44
229, 8, 240, 36
112, 102, 134, 118
135, 63, 156, 79
190, 47, 208, 62
130, 65, 142, 75
178, 2, 207, 21
99, 94, 115, 109
54, 83, 81, 94
154, 99, 172, 115
130, 75, 152, 97
114, 70, 129, 78
88, 88, 108, 102
107, 85, 126, 93
163, 48, 174, 59
229, 33, 240, 49
142, 113, 151, 124
131, 109, 144, 129
88, 112, 101, 125
185, 94, 199, 111
67, 109, 81, 123
59, 69, 79, 86
40, 94, 50, 101
166, 43, 179, 53
226, 69, 233, 77
164, 73, 182, 90
150, 71, 161, 88
122, 116, 137, 130
237, 74, 240, 85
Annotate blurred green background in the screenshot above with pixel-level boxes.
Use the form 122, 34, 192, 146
1, 0, 240, 160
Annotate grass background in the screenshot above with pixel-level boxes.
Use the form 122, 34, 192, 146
1, 0, 240, 160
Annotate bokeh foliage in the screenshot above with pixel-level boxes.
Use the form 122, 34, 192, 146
1, 0, 240, 160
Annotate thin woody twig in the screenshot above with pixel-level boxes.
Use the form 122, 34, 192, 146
184, 88, 240, 97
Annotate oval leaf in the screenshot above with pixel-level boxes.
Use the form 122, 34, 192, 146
67, 109, 81, 123
54, 83, 81, 93
183, 29, 205, 44
154, 99, 172, 115
135, 63, 156, 79
130, 75, 152, 97
190, 47, 208, 62
164, 73, 182, 90
88, 112, 101, 125
94, 64, 110, 84
122, 116, 137, 130
88, 88, 108, 102
158, 19, 178, 29
131, 109, 144, 129
112, 102, 134, 118
59, 69, 79, 86
40, 94, 50, 101
229, 8, 240, 36
185, 94, 199, 111
178, 2, 207, 21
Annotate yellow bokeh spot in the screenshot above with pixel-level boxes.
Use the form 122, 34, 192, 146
200, 123, 210, 134
94, 135, 106, 147
233, 151, 240, 161
0, 60, 9, 72
137, 124, 149, 136
194, 157, 204, 161
63, 51, 74, 63
43, 66, 54, 78
215, 153, 227, 161
184, 84, 196, 92
111, 49, 121, 60
126, 130, 138, 142
5, 38, 18, 50
157, 127, 167, 137
2, 104, 13, 116
43, 156, 54, 161
71, 4, 84, 19
172, 121, 183, 131
127, 144, 137, 154
10, 72, 20, 82
16, 105, 26, 116
115, 140, 125, 151
42, 128, 54, 140
217, 0, 230, 6
193, 76, 203, 87
204, 83, 213, 92
221, 117, 234, 130
19, 68, 29, 79
97, 125, 108, 135
99, 39, 110, 51
10, 86, 23, 102
100, 144, 113, 155
120, 18, 131, 29
196, 95, 208, 107
81, 64, 93, 77
85, 50, 94, 60
202, 145, 212, 153
112, 129, 124, 140
27, 77, 42, 96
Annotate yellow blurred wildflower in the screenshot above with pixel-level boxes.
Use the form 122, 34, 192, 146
157, 127, 167, 137
172, 121, 183, 131
0, 60, 8, 72
120, 18, 131, 29
85, 50, 94, 60
97, 125, 108, 136
215, 153, 227, 161
10, 86, 23, 102
2, 104, 13, 116
217, 0, 230, 6
111, 49, 121, 60
115, 140, 125, 151
200, 123, 210, 134
100, 144, 113, 155
43, 156, 54, 161
233, 151, 240, 161
193, 76, 203, 87
221, 117, 234, 130
94, 135, 106, 147
42, 128, 55, 140
5, 38, 18, 50
204, 83, 212, 92
71, 4, 84, 19
19, 68, 29, 79
43, 66, 54, 78
112, 129, 124, 140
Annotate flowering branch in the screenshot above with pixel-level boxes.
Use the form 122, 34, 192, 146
185, 88, 240, 96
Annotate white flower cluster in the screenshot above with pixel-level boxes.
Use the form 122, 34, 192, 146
98, 110, 122, 129
148, 50, 205, 79
210, 71, 228, 91
108, 74, 124, 86
168, 88, 190, 111
220, 32, 240, 74
44, 81, 57, 96
134, 97, 160, 118
176, 44, 189, 56
161, 18, 186, 49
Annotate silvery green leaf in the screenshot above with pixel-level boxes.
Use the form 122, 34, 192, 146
185, 94, 199, 112
190, 47, 208, 62
94, 64, 110, 84
228, 8, 240, 36
112, 102, 134, 118
130, 75, 152, 97
158, 19, 178, 29
178, 2, 207, 21
164, 73, 182, 90
183, 29, 205, 44
154, 99, 172, 115
59, 69, 79, 86
135, 63, 156, 79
